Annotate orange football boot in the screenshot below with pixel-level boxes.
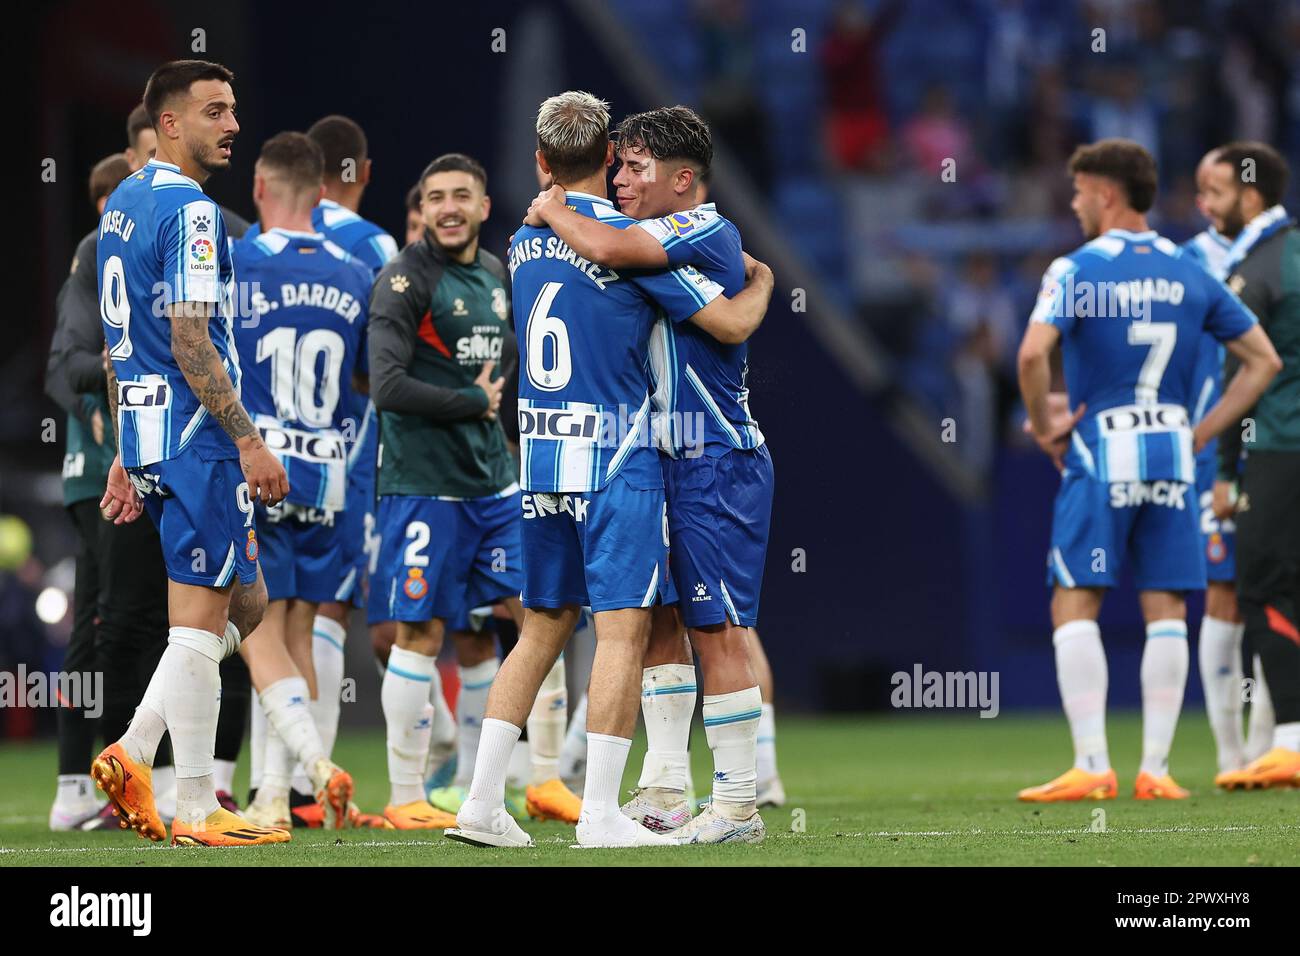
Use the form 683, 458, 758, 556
171, 807, 291, 846
525, 778, 582, 824
1215, 747, 1300, 790
310, 760, 354, 830
384, 800, 459, 829
1134, 771, 1189, 799
347, 803, 394, 829
90, 742, 166, 842
1018, 767, 1118, 802
292, 801, 325, 828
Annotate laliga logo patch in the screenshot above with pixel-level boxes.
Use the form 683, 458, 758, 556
190, 237, 214, 262
666, 212, 696, 237
1207, 532, 1226, 564
245, 529, 258, 561
404, 567, 428, 599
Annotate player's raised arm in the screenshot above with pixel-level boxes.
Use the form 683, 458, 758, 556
1193, 324, 1281, 454
686, 253, 775, 344
526, 185, 668, 268
167, 300, 287, 504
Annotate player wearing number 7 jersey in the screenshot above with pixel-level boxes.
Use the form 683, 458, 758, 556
91, 60, 291, 847
1015, 139, 1281, 804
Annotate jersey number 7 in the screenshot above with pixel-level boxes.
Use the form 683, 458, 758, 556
1127, 321, 1176, 404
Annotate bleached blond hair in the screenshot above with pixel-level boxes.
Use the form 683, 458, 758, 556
536, 91, 610, 182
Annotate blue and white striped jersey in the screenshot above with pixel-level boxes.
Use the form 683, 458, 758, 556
637, 202, 764, 457
97, 158, 240, 467
1029, 228, 1256, 483
1181, 228, 1234, 466
231, 229, 372, 512
247, 199, 395, 487
507, 191, 724, 493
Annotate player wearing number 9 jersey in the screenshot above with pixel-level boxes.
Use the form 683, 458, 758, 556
1016, 139, 1280, 806
91, 60, 291, 848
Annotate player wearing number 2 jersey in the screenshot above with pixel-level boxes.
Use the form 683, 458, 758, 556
230, 133, 368, 830
91, 60, 291, 848
448, 92, 773, 851
1016, 139, 1280, 805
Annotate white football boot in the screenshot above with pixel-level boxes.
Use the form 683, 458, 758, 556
620, 787, 693, 833
671, 804, 766, 845
574, 811, 677, 848
445, 800, 534, 848
242, 794, 291, 829
756, 776, 786, 808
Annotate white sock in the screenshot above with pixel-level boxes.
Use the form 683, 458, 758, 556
560, 692, 589, 779
1246, 654, 1276, 761
702, 686, 761, 812
454, 658, 498, 786
161, 628, 223, 823
636, 663, 696, 792
119, 654, 169, 767
153, 766, 176, 823
383, 646, 435, 805
1197, 616, 1245, 772
311, 616, 346, 760
1274, 721, 1300, 753
55, 774, 95, 808
288, 617, 348, 796
1053, 620, 1110, 772
213, 759, 235, 795
429, 665, 457, 756
1140, 619, 1189, 777
249, 691, 265, 791
260, 717, 294, 798
757, 702, 778, 786
260, 676, 327, 797
465, 717, 521, 810
581, 732, 631, 821
528, 657, 568, 784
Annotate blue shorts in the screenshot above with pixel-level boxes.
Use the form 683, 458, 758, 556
1195, 453, 1236, 582
333, 473, 373, 608
127, 449, 257, 588
665, 445, 773, 628
257, 503, 351, 603
521, 474, 670, 613
372, 490, 523, 623
1046, 472, 1205, 592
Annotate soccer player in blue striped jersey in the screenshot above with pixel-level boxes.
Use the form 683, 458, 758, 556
91, 60, 291, 847
447, 91, 772, 849
246, 117, 403, 825
230, 132, 374, 830
522, 105, 776, 843
1016, 139, 1280, 803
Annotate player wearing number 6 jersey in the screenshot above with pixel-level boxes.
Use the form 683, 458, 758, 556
1015, 139, 1280, 804
230, 132, 369, 829
448, 91, 772, 850
91, 60, 291, 847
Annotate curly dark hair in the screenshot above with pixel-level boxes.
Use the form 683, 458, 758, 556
614, 106, 712, 178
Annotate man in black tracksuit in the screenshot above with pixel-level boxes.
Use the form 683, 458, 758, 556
1207, 142, 1300, 788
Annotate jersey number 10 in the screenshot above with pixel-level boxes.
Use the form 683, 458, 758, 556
256, 326, 346, 428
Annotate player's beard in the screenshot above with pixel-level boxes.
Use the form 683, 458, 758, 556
192, 139, 232, 175
436, 219, 481, 257
1217, 197, 1247, 240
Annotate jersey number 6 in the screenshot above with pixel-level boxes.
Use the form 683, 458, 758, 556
525, 281, 572, 391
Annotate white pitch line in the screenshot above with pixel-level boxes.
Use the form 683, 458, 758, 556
871, 824, 1300, 837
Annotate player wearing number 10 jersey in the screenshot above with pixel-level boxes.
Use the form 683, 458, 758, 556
1016, 139, 1280, 805
231, 133, 370, 829
92, 60, 290, 848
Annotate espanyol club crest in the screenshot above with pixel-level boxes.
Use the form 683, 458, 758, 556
245, 529, 258, 561
404, 567, 428, 600
1206, 532, 1226, 564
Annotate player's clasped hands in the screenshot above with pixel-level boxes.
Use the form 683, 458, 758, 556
476, 360, 504, 420
238, 437, 290, 506
522, 185, 567, 227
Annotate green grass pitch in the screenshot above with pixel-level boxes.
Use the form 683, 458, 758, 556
1, 713, 1295, 866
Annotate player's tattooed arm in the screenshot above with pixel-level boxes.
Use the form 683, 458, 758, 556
524, 185, 667, 269
105, 360, 121, 446
687, 253, 774, 345
168, 302, 258, 443
100, 360, 142, 525
168, 301, 288, 504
